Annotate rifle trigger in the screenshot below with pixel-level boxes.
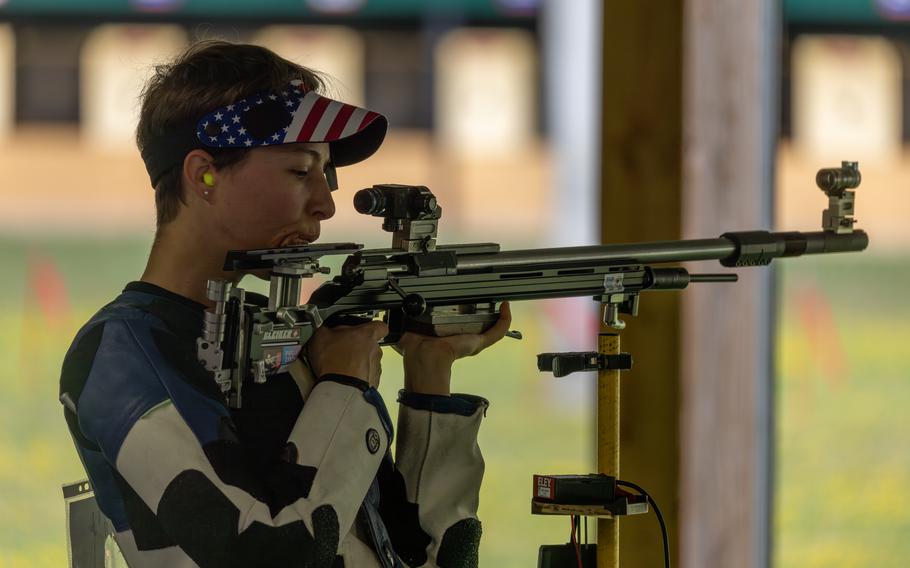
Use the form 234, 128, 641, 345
505, 330, 523, 340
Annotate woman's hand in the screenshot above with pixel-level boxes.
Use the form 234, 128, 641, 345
395, 302, 513, 395
307, 321, 388, 388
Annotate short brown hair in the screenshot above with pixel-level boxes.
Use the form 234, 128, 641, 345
136, 40, 326, 229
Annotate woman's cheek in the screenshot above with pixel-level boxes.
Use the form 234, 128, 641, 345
218, 176, 305, 242
214, 197, 269, 245
228, 182, 282, 221
263, 193, 306, 228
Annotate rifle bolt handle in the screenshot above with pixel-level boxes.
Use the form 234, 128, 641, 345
402, 293, 427, 316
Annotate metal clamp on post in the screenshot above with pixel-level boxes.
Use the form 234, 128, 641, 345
537, 352, 633, 378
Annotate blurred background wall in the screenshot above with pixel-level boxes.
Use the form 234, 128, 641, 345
0, 0, 907, 566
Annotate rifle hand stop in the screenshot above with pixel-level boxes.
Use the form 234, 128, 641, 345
537, 352, 633, 378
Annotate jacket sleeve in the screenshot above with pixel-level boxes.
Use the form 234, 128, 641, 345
74, 317, 391, 568
379, 389, 489, 567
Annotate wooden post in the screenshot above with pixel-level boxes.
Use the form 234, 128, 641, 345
601, 2, 683, 567
602, 1, 776, 566
597, 332, 621, 567
680, 2, 778, 567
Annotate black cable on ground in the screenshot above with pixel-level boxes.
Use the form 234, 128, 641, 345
616, 479, 670, 568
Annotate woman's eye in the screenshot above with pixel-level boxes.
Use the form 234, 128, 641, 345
291, 169, 309, 178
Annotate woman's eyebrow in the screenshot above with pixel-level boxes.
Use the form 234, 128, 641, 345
283, 147, 325, 162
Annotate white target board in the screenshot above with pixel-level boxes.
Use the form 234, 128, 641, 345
792, 35, 902, 162
80, 25, 187, 151
253, 26, 365, 107
435, 28, 536, 157
0, 25, 13, 139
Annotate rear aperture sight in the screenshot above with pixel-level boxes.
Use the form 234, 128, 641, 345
353, 185, 442, 252
353, 184, 439, 220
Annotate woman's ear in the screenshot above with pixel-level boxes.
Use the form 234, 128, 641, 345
183, 150, 216, 201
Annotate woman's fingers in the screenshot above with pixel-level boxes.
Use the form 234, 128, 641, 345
452, 302, 515, 358
482, 301, 512, 346
308, 320, 388, 384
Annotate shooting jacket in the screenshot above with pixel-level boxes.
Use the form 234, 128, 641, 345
60, 281, 488, 567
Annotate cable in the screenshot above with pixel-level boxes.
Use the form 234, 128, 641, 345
569, 515, 582, 568
616, 479, 670, 568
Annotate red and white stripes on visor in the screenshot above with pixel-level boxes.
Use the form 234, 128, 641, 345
285, 91, 380, 144
194, 80, 388, 168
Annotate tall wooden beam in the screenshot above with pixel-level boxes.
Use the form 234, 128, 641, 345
601, 3, 683, 567
602, 1, 777, 567
680, 2, 778, 568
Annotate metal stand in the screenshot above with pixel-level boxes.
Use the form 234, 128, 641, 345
535, 304, 639, 568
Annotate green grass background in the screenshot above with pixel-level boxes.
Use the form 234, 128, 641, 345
774, 254, 910, 568
0, 237, 906, 566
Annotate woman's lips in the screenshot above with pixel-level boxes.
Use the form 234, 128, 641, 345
279, 233, 313, 247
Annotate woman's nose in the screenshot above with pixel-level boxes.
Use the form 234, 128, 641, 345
309, 175, 336, 221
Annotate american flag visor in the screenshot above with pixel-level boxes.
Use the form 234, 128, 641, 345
141, 80, 387, 189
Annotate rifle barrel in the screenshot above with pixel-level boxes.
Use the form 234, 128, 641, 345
454, 230, 869, 272
455, 239, 734, 272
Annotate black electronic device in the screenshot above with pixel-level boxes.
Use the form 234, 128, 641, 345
533, 474, 616, 505
538, 543, 596, 568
